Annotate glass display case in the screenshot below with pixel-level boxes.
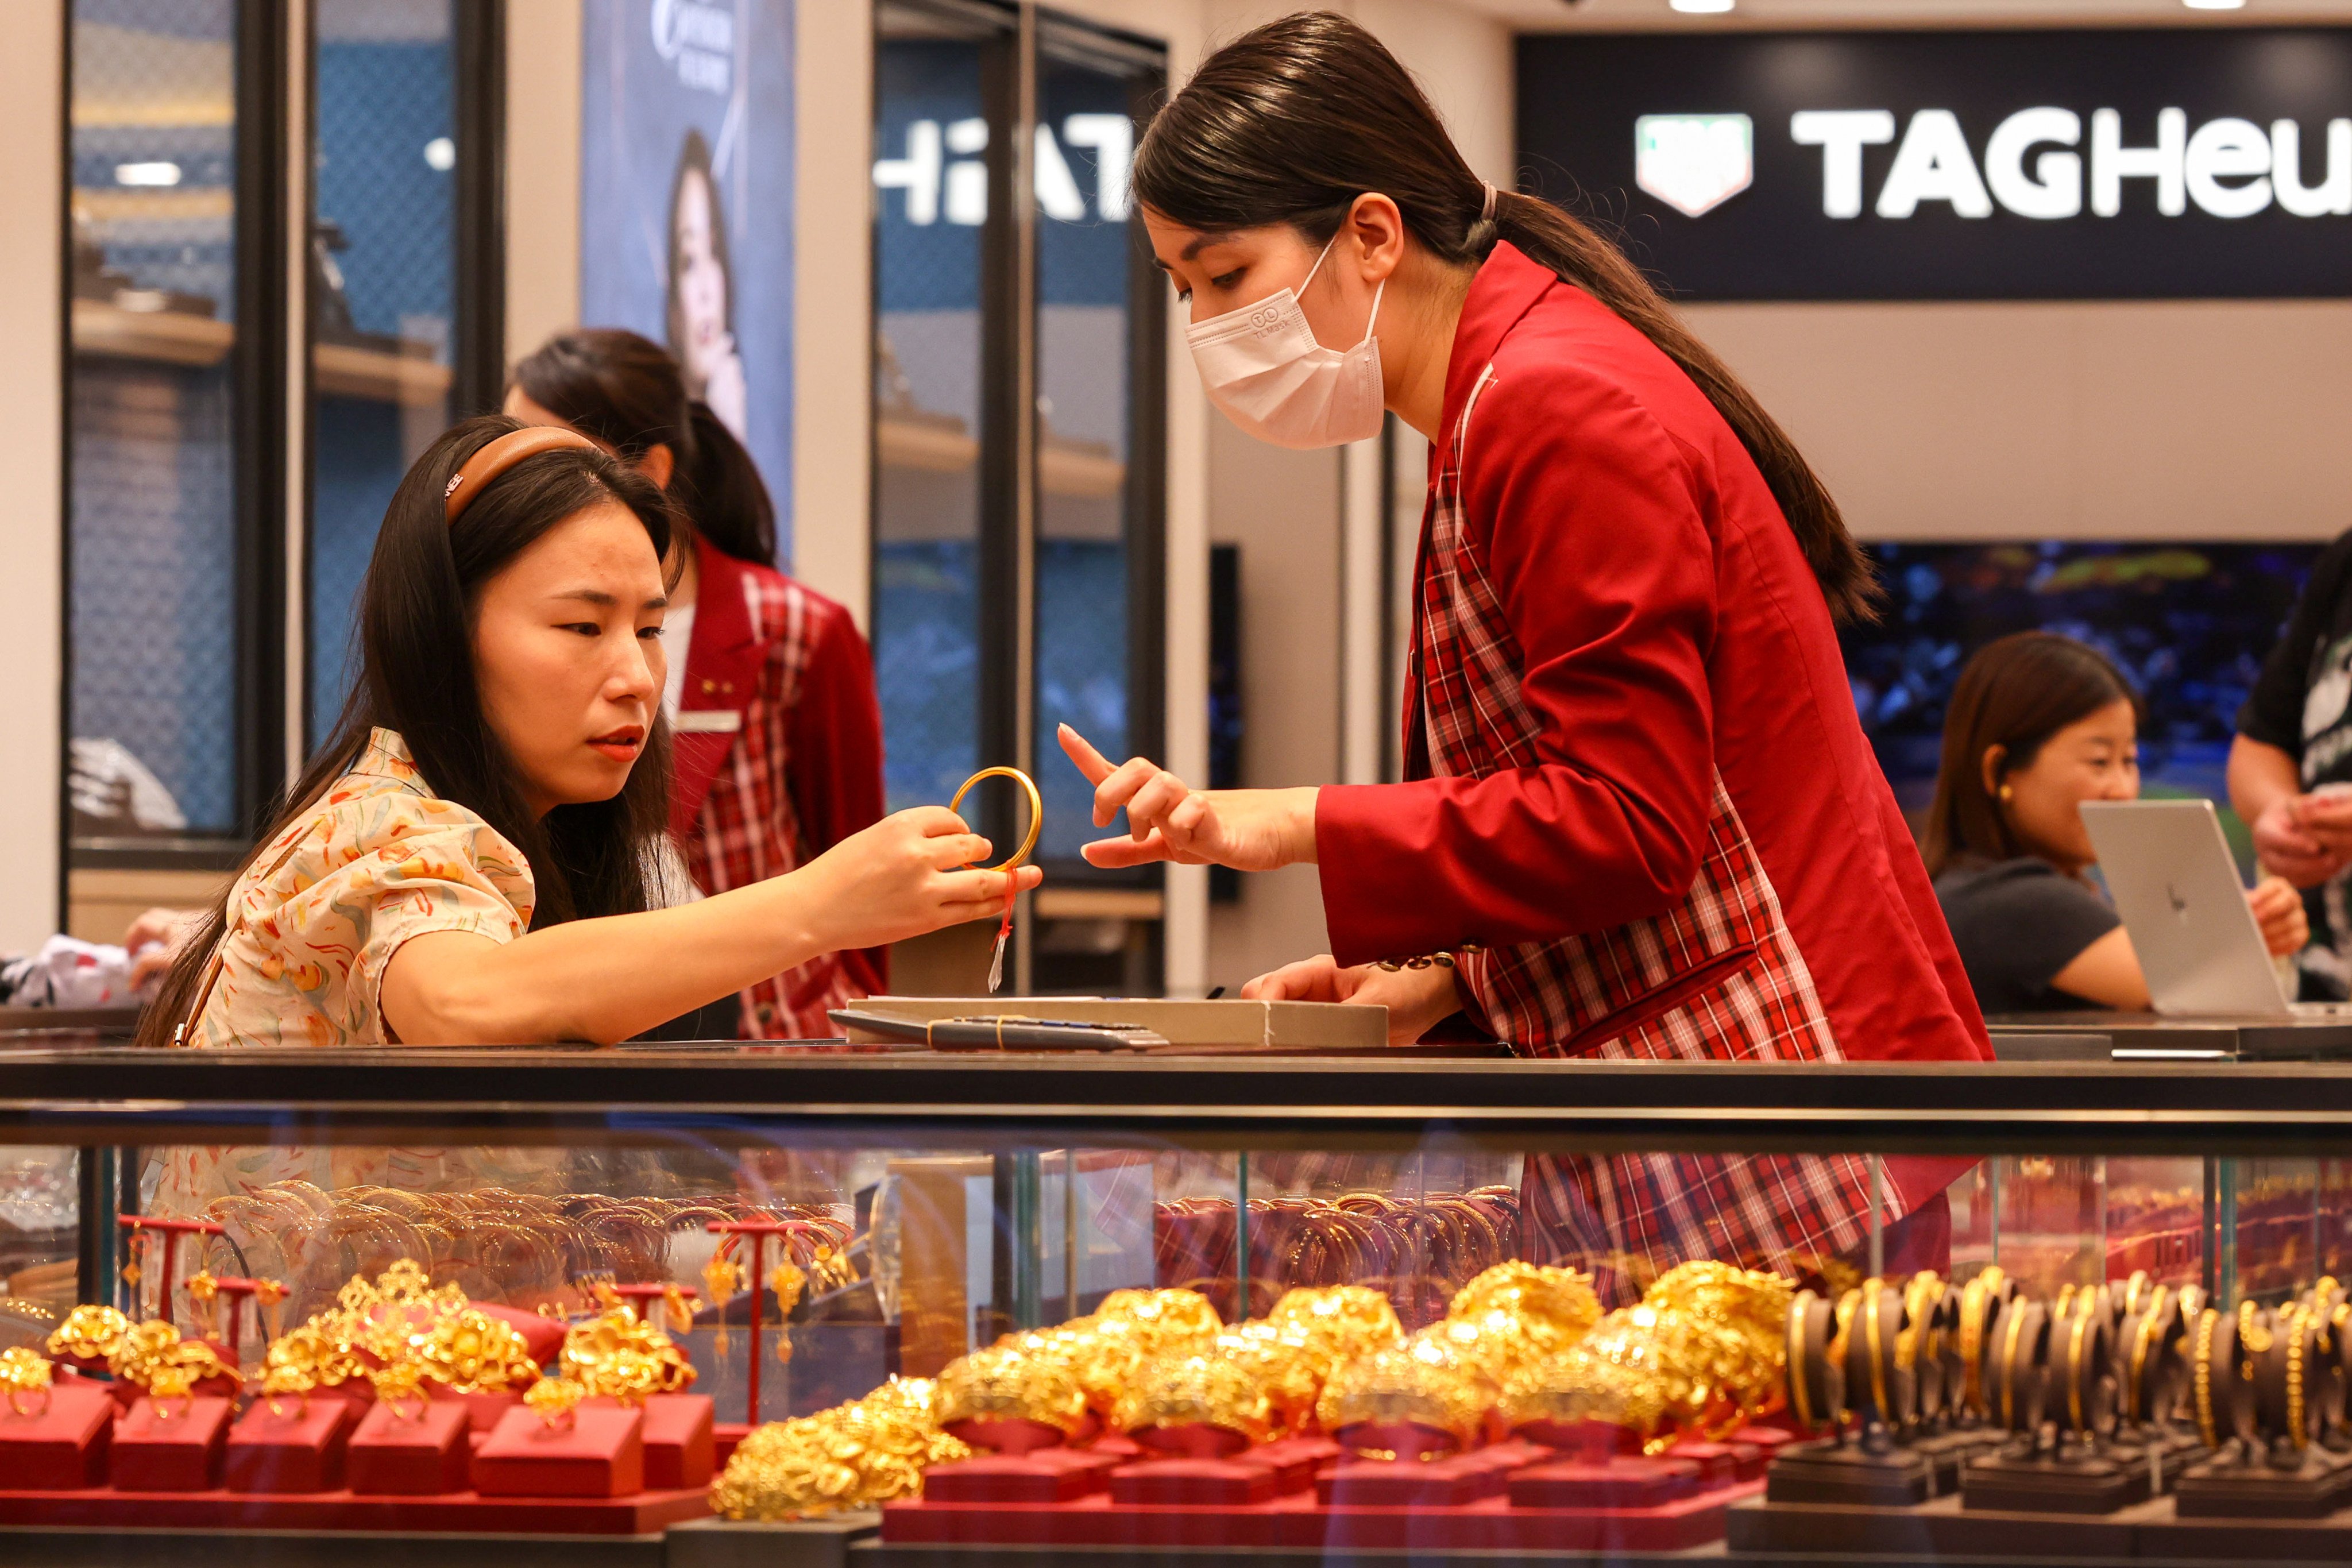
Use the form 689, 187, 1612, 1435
2, 1044, 2351, 1563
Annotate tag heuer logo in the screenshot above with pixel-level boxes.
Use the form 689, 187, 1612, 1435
1635, 113, 1755, 217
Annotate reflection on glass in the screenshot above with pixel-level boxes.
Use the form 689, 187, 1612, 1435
307, 0, 457, 743
1033, 58, 1139, 863
67, 0, 239, 838
872, 22, 987, 813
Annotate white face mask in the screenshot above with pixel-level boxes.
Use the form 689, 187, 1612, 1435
1183, 233, 1385, 450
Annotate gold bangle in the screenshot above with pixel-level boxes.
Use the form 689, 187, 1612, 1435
1999, 1298, 2029, 1432
2126, 1287, 2168, 1423
2194, 1307, 2220, 1449
948, 767, 1043, 873
2067, 1299, 2092, 1434
1788, 1296, 1814, 1431
1862, 1278, 1893, 1424
1958, 1277, 1987, 1411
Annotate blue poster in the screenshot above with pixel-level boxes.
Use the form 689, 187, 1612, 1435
580, 0, 795, 563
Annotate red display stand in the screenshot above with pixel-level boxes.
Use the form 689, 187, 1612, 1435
584, 1393, 713, 1489
0, 1374, 113, 1488
472, 1404, 644, 1499
1670, 1437, 1766, 1484
113, 1396, 233, 1491
1110, 1458, 1279, 1507
0, 1487, 714, 1535
224, 1398, 352, 1493
347, 1399, 471, 1496
1316, 1439, 1550, 1507
426, 1384, 523, 1435
922, 1445, 1127, 1504
1508, 1455, 1703, 1509
882, 1477, 1766, 1552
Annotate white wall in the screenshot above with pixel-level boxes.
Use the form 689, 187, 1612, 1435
504, 0, 584, 370
0, 0, 64, 951
1689, 299, 2352, 543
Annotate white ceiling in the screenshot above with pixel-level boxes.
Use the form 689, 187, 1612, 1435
1455, 0, 2352, 30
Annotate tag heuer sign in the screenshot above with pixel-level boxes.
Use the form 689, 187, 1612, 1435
1634, 113, 1755, 217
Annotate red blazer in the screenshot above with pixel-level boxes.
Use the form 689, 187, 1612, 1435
671, 538, 887, 1037
1316, 244, 1990, 1207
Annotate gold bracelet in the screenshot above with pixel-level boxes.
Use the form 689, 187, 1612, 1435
2194, 1307, 2220, 1449
1958, 1276, 1988, 1411
2241, 1300, 2273, 1384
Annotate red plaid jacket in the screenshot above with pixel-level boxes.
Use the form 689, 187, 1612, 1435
1316, 244, 1991, 1299
670, 539, 887, 1038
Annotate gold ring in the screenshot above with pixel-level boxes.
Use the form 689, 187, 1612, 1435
8, 1387, 49, 1420
949, 767, 1043, 872
266, 1392, 311, 1422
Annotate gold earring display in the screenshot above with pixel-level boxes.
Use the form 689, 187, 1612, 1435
704, 1252, 743, 1361
770, 1261, 805, 1365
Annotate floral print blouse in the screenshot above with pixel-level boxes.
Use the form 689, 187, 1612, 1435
184, 727, 535, 1049
155, 729, 557, 1218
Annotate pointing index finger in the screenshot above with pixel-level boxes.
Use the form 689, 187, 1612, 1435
1059, 723, 1116, 785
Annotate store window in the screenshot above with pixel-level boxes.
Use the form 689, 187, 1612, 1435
65, 0, 252, 855
871, 2, 1165, 988
304, 0, 462, 743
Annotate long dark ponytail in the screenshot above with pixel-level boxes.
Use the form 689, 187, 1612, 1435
511, 327, 778, 567
1133, 10, 1879, 624
138, 415, 678, 1047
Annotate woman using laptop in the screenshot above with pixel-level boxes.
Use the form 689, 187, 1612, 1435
1925, 631, 2306, 1014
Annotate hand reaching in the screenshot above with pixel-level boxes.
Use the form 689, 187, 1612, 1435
1057, 724, 1316, 872
1239, 952, 1464, 1046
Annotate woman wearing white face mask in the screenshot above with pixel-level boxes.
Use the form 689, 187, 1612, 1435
1055, 14, 1992, 1300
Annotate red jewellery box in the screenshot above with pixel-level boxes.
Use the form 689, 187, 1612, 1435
584, 1393, 713, 1489
472, 1403, 644, 1499
922, 1445, 1127, 1504
1507, 1455, 1704, 1509
347, 1397, 471, 1495
0, 1373, 114, 1488
1110, 1457, 1281, 1507
113, 1395, 234, 1491
223, 1397, 352, 1493
427, 1384, 524, 1435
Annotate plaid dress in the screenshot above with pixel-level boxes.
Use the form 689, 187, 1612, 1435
1412, 363, 1894, 1303
674, 546, 886, 1038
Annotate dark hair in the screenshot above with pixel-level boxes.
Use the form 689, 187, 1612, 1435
1920, 632, 2141, 878
666, 130, 733, 379
140, 415, 677, 1047
510, 327, 777, 565
1133, 10, 1880, 624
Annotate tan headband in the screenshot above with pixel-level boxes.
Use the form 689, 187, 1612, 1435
443, 426, 601, 524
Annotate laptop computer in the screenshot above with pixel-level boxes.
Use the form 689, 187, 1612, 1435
2079, 798, 2342, 1019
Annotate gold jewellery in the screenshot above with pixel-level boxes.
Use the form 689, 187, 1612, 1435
561, 1306, 696, 1405
526, 1376, 585, 1432
1861, 1278, 1893, 1424
711, 1377, 968, 1521
0, 1346, 52, 1419
371, 1360, 430, 1424
2194, 1307, 2221, 1449
2287, 1305, 2309, 1449
2126, 1285, 2170, 1423
45, 1304, 131, 1364
949, 766, 1042, 992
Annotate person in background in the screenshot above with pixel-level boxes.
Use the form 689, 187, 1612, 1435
2230, 531, 2352, 995
1927, 631, 2306, 1014
507, 329, 886, 1038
